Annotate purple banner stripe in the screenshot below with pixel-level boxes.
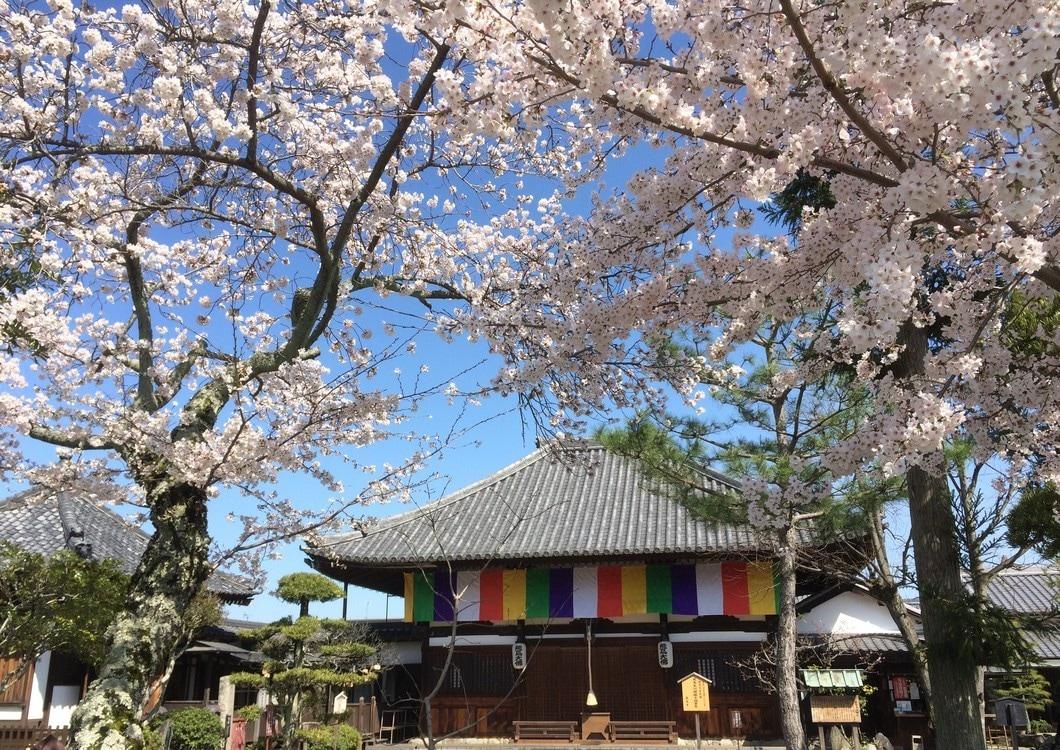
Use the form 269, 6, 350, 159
671, 564, 698, 615
434, 568, 457, 621
549, 567, 574, 618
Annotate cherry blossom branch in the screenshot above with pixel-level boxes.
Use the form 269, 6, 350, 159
519, 51, 901, 188
328, 41, 451, 258
244, 0, 271, 166
778, 0, 908, 172
123, 164, 209, 412
28, 426, 118, 451
13, 140, 319, 209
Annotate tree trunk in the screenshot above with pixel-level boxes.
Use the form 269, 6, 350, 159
69, 480, 212, 750
867, 509, 933, 723
892, 322, 984, 750
906, 465, 985, 750
776, 529, 807, 750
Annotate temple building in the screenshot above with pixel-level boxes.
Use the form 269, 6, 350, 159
306, 441, 865, 742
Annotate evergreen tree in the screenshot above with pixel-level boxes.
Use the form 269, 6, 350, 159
230, 573, 378, 749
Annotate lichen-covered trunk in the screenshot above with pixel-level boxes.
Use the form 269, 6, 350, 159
906, 465, 985, 750
69, 480, 211, 750
776, 531, 807, 750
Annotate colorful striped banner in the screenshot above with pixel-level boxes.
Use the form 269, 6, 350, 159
404, 562, 779, 622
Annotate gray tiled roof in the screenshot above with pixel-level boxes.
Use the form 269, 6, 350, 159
309, 442, 818, 566
982, 566, 1058, 614
0, 487, 255, 602
1027, 629, 1060, 661
822, 633, 912, 654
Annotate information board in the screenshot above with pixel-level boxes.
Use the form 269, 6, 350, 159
809, 695, 862, 724
679, 672, 711, 712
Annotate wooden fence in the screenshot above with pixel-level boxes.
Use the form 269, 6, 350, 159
0, 722, 70, 750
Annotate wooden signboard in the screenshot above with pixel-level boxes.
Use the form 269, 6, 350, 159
809, 694, 861, 724
678, 672, 711, 712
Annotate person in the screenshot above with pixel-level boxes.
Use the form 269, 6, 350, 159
34, 735, 65, 750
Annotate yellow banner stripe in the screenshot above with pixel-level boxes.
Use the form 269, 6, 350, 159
621, 565, 647, 615
503, 569, 527, 620
747, 562, 777, 615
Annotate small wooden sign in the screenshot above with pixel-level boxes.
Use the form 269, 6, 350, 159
809, 694, 861, 724
678, 672, 711, 712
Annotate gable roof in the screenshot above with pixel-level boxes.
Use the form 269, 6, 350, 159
982, 565, 1058, 615
307, 442, 821, 576
0, 487, 256, 603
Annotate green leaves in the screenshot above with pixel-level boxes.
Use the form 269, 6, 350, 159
238, 584, 380, 739
1006, 483, 1060, 559
0, 542, 127, 670
991, 669, 1055, 714
275, 572, 343, 616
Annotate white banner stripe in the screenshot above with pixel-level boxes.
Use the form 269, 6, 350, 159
455, 570, 480, 621
695, 562, 723, 615
572, 566, 598, 618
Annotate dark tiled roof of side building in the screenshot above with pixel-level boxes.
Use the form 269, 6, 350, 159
308, 442, 821, 567
982, 565, 1059, 615
0, 487, 256, 603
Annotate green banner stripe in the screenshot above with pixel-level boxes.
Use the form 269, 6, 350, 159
413, 570, 435, 621
646, 564, 673, 614
526, 568, 550, 618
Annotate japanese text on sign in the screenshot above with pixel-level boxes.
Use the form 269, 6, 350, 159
680, 673, 711, 712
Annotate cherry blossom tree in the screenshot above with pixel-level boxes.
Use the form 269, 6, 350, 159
429, 4, 1060, 749
0, 0, 592, 746
4, 1, 1059, 749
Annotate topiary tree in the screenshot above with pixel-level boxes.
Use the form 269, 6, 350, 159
992, 669, 1055, 715
230, 573, 378, 749
275, 573, 344, 618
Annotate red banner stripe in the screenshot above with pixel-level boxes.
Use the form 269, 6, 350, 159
721, 561, 750, 615
596, 565, 624, 617
478, 568, 504, 620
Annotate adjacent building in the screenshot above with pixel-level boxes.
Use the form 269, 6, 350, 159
0, 487, 258, 731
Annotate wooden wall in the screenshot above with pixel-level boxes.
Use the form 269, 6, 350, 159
0, 658, 32, 712
424, 640, 781, 740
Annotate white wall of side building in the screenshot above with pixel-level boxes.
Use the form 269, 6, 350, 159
27, 651, 51, 721
797, 590, 903, 635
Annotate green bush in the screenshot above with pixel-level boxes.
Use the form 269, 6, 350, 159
297, 725, 360, 750
235, 705, 263, 721
1030, 718, 1054, 734
159, 708, 226, 750
142, 725, 162, 750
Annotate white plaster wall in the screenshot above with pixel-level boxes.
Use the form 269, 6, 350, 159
797, 590, 902, 635
27, 651, 50, 721
47, 685, 81, 728
0, 707, 22, 721
669, 631, 768, 643
428, 634, 517, 648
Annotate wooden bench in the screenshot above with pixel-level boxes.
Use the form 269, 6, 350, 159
608, 720, 677, 743
513, 721, 579, 743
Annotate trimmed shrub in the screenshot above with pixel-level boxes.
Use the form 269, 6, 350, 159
297, 725, 360, 750
161, 708, 226, 750
235, 705, 263, 721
